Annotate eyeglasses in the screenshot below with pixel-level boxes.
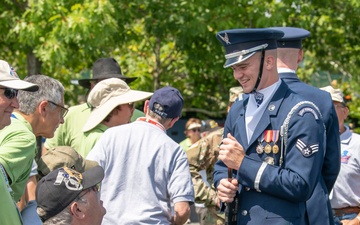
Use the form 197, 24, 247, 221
334, 104, 345, 108
48, 100, 69, 118
0, 88, 18, 99
190, 128, 200, 132
76, 185, 100, 200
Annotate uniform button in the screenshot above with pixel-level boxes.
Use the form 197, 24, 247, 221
245, 187, 250, 191
242, 210, 248, 216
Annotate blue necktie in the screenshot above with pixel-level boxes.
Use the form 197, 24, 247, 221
255, 92, 264, 107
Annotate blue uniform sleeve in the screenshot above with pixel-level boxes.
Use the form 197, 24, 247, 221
322, 103, 341, 192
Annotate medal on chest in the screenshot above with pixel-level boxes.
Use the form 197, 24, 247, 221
256, 135, 264, 154
256, 130, 280, 165
264, 130, 272, 154
272, 130, 280, 154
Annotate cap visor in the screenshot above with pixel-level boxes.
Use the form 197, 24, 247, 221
81, 166, 104, 189
84, 159, 99, 171
224, 52, 256, 68
0, 80, 39, 92
187, 123, 202, 130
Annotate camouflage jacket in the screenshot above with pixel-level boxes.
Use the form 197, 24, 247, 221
186, 127, 223, 207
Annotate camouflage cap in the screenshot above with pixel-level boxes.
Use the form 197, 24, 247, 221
37, 146, 99, 178
229, 86, 243, 103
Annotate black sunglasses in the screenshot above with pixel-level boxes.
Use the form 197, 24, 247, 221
0, 88, 18, 99
48, 100, 69, 118
190, 128, 200, 132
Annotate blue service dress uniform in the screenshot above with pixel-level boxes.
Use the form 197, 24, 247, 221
280, 72, 340, 225
213, 81, 325, 225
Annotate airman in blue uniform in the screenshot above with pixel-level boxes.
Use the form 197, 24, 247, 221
213, 28, 326, 225
272, 26, 340, 225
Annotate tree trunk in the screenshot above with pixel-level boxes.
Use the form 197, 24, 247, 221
26, 51, 42, 76
26, 51, 43, 161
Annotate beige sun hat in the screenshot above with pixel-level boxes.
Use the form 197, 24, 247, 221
0, 60, 39, 91
82, 78, 153, 132
320, 85, 345, 104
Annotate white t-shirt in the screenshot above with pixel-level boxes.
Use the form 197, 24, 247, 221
330, 126, 360, 208
87, 120, 194, 224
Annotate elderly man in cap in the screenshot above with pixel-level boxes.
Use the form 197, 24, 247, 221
78, 78, 152, 156
20, 147, 99, 225
320, 86, 360, 225
87, 86, 194, 225
0, 74, 65, 225
43, 57, 144, 155
272, 27, 340, 225
213, 28, 326, 224
186, 86, 242, 225
36, 166, 106, 225
0, 59, 39, 225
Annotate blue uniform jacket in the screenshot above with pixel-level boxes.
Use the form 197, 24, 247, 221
281, 72, 340, 225
214, 81, 325, 225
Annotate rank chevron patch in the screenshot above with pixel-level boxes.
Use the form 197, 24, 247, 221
296, 139, 319, 157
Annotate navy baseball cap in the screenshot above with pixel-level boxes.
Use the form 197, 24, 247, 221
216, 28, 284, 68
149, 86, 184, 118
271, 27, 310, 49
36, 166, 104, 222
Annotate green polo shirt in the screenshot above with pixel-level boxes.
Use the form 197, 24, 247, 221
0, 170, 22, 225
0, 112, 36, 202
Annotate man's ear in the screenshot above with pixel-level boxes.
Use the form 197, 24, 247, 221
343, 106, 350, 119
265, 54, 275, 70
143, 100, 150, 115
70, 202, 85, 220
297, 49, 304, 64
38, 101, 49, 116
169, 117, 179, 129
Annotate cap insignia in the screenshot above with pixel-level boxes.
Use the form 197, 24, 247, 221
9, 66, 19, 78
218, 32, 231, 45
54, 167, 84, 191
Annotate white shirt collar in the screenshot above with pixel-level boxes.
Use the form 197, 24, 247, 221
277, 67, 296, 74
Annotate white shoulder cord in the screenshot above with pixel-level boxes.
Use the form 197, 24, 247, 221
279, 101, 324, 166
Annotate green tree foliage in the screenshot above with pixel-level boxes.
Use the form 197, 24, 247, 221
0, 0, 359, 126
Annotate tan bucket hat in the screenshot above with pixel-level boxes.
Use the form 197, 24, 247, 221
82, 78, 153, 132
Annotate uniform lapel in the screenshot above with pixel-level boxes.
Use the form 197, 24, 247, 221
247, 81, 288, 148
236, 96, 250, 150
